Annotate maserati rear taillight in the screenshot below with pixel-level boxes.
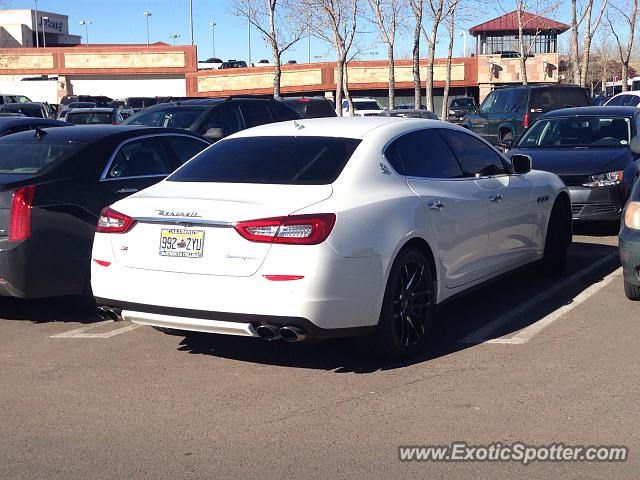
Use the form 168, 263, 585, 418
96, 207, 135, 234
234, 214, 336, 245
9, 185, 35, 242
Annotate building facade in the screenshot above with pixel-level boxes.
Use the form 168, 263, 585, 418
0, 9, 80, 48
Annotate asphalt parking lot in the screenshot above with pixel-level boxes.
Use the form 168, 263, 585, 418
0, 223, 637, 479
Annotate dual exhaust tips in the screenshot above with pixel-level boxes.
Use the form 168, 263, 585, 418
255, 324, 306, 342
96, 306, 123, 322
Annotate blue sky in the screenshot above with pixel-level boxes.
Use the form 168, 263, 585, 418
7, 0, 580, 62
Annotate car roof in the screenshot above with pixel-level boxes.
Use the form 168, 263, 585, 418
0, 117, 67, 127
66, 108, 116, 113
0, 125, 198, 143
541, 106, 638, 117
230, 116, 459, 140
2, 102, 45, 107
609, 91, 640, 98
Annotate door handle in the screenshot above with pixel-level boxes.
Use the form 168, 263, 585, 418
489, 194, 503, 203
428, 200, 446, 210
116, 187, 138, 194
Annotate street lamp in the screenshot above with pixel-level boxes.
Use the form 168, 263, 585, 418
41, 16, 48, 48
169, 33, 180, 45
459, 30, 467, 57
143, 11, 152, 46
34, 0, 40, 48
189, 0, 194, 45
209, 21, 217, 58
79, 20, 93, 46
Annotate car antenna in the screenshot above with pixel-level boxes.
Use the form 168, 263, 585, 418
34, 126, 47, 139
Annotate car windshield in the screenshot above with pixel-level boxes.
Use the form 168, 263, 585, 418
353, 101, 381, 110
451, 98, 475, 107
0, 141, 82, 174
125, 107, 206, 129
169, 136, 361, 185
66, 112, 112, 125
516, 116, 632, 148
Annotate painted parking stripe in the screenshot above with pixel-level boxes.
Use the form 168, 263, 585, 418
51, 320, 142, 338
459, 252, 621, 346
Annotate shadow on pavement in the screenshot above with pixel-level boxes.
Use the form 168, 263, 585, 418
0, 296, 98, 324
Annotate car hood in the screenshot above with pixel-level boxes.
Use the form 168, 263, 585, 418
508, 147, 633, 175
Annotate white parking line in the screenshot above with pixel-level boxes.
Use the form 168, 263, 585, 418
460, 252, 621, 346
50, 320, 142, 339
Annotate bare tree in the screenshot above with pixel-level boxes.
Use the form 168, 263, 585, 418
409, 0, 423, 108
607, 0, 638, 91
421, 0, 448, 112
570, 0, 609, 87
368, 0, 402, 109
441, 0, 461, 120
302, 0, 359, 115
231, 0, 305, 97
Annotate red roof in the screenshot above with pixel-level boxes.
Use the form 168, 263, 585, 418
469, 11, 569, 36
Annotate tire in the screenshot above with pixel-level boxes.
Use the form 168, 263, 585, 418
624, 280, 640, 301
541, 198, 572, 276
372, 248, 436, 360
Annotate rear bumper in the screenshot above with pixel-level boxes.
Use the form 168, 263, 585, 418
619, 226, 640, 286
567, 185, 625, 221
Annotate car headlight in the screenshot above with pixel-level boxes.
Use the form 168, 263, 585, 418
449, 109, 456, 115
582, 170, 623, 187
625, 202, 640, 229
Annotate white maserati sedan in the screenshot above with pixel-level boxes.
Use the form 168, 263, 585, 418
91, 117, 572, 359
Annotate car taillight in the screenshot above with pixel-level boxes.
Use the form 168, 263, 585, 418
234, 214, 336, 245
523, 113, 529, 128
96, 207, 135, 234
9, 185, 35, 242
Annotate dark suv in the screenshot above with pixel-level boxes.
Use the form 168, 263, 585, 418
124, 97, 302, 141
462, 85, 592, 147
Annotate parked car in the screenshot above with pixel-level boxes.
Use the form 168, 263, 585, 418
604, 91, 640, 107
124, 97, 301, 141
0, 102, 51, 119
65, 108, 123, 125
394, 104, 428, 110
0, 117, 70, 137
0, 94, 31, 105
0, 126, 211, 299
91, 117, 571, 359
60, 95, 113, 108
619, 180, 640, 300
506, 107, 640, 221
113, 97, 158, 113
379, 109, 439, 120
342, 97, 384, 117
447, 96, 477, 123
462, 85, 592, 147
280, 97, 337, 118
219, 60, 248, 69
593, 95, 612, 106
58, 102, 97, 120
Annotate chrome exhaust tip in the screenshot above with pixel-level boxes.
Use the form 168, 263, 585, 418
96, 306, 109, 320
103, 307, 123, 322
279, 326, 306, 342
256, 324, 281, 341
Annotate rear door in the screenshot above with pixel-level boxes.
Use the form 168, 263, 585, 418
386, 128, 490, 288
440, 129, 537, 272
468, 91, 496, 141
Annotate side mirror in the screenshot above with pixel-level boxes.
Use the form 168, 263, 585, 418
511, 154, 532, 174
204, 127, 224, 141
501, 137, 513, 150
630, 135, 640, 155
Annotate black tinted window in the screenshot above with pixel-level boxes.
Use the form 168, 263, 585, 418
269, 100, 303, 120
163, 136, 209, 165
106, 138, 172, 179
480, 91, 497, 113
492, 91, 509, 113
530, 88, 591, 111
125, 107, 207, 129
385, 130, 463, 179
201, 104, 242, 137
239, 102, 273, 128
169, 136, 360, 185
606, 95, 627, 106
502, 89, 527, 113
624, 95, 640, 106
439, 129, 509, 177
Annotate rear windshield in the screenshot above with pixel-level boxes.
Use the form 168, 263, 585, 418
66, 112, 112, 125
169, 136, 361, 185
530, 88, 591, 111
3, 105, 42, 117
353, 101, 381, 110
516, 116, 631, 148
0, 142, 81, 174
125, 107, 206, 129
451, 98, 475, 107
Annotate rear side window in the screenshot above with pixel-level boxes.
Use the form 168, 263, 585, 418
269, 100, 303, 120
105, 138, 172, 179
439, 129, 509, 177
530, 88, 591, 111
385, 129, 464, 179
606, 95, 628, 107
169, 136, 360, 185
163, 136, 209, 165
239, 102, 274, 128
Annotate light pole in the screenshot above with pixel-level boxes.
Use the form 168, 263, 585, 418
170, 33, 180, 46
307, 13, 311, 63
460, 30, 467, 57
79, 20, 93, 46
189, 0, 194, 45
143, 11, 152, 46
41, 16, 48, 48
209, 21, 216, 58
247, 15, 252, 66
34, 0, 39, 48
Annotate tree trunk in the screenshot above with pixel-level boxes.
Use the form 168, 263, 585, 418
622, 62, 629, 92
343, 57, 354, 114
441, 8, 455, 120
517, 7, 528, 85
387, 43, 395, 109
412, 2, 422, 109
570, 0, 581, 85
272, 51, 282, 97
426, 23, 438, 112
335, 58, 344, 116
268, 0, 281, 97
580, 1, 594, 87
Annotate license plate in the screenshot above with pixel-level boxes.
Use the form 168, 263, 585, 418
159, 228, 205, 258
